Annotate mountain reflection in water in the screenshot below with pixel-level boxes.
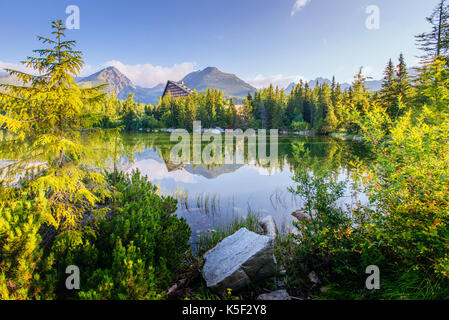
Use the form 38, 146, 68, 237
116, 133, 372, 245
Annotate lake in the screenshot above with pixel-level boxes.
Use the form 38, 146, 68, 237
115, 133, 371, 245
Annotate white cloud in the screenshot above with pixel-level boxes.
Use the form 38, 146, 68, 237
247, 74, 306, 90
103, 60, 196, 88
360, 65, 382, 80
0, 61, 36, 75
79, 64, 97, 77
128, 159, 195, 184
1, 61, 99, 78
291, 0, 311, 16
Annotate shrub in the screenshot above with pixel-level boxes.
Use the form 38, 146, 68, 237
44, 170, 191, 300
0, 187, 54, 300
281, 166, 361, 296
291, 121, 309, 132
281, 58, 449, 299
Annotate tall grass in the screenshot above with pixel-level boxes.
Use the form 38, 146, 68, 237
196, 211, 263, 254
171, 190, 221, 216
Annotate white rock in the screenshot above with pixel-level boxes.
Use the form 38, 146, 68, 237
308, 271, 319, 284
202, 228, 277, 294
260, 215, 278, 238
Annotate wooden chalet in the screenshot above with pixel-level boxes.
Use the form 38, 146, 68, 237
162, 80, 194, 99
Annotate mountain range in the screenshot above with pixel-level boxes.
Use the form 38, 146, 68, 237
1, 66, 387, 104
76, 67, 166, 104
75, 66, 257, 104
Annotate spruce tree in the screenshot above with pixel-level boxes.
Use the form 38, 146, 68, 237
322, 102, 339, 134
380, 59, 397, 117
415, 0, 449, 59
393, 53, 411, 118
0, 20, 110, 228
350, 68, 371, 112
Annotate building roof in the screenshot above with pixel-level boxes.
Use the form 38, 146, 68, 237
162, 80, 194, 97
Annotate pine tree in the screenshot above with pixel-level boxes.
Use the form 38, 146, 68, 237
302, 83, 313, 126
350, 67, 371, 112
382, 59, 395, 93
0, 20, 110, 228
331, 81, 345, 126
380, 59, 397, 117
393, 53, 411, 118
315, 83, 331, 132
121, 93, 140, 130
415, 0, 449, 59
322, 102, 339, 134
241, 95, 254, 128
99, 90, 120, 128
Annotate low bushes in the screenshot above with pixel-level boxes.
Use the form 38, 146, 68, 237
0, 170, 191, 300
279, 77, 449, 299
0, 187, 52, 300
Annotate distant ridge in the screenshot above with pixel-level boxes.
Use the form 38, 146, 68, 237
76, 66, 164, 104
74, 66, 258, 104
15, 64, 397, 105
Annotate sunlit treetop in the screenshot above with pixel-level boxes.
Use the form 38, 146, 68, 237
0, 20, 116, 228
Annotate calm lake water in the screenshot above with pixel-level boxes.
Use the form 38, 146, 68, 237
117, 133, 371, 245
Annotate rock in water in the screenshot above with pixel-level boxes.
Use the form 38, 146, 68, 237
202, 228, 277, 294
260, 215, 278, 238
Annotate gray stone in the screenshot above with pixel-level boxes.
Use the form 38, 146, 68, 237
257, 290, 291, 300
202, 228, 277, 294
260, 215, 278, 238
308, 271, 319, 284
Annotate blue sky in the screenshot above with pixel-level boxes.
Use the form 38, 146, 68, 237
0, 0, 440, 88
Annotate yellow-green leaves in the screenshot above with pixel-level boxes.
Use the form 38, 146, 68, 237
0, 187, 50, 300
0, 20, 110, 229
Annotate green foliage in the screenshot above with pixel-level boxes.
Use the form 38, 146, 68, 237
282, 56, 449, 300
379, 55, 412, 120
280, 156, 358, 295
320, 103, 339, 134
120, 93, 145, 131
359, 105, 449, 279
290, 120, 309, 131
0, 187, 53, 300
349, 100, 393, 146
0, 20, 110, 228
43, 170, 191, 300
414, 57, 449, 110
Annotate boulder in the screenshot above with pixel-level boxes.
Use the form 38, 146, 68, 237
308, 271, 319, 284
202, 228, 277, 294
260, 215, 278, 238
257, 290, 291, 300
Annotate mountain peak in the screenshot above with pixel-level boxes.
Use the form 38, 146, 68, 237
181, 66, 255, 99
78, 66, 135, 95
203, 66, 220, 73
103, 66, 121, 73
96, 66, 129, 80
